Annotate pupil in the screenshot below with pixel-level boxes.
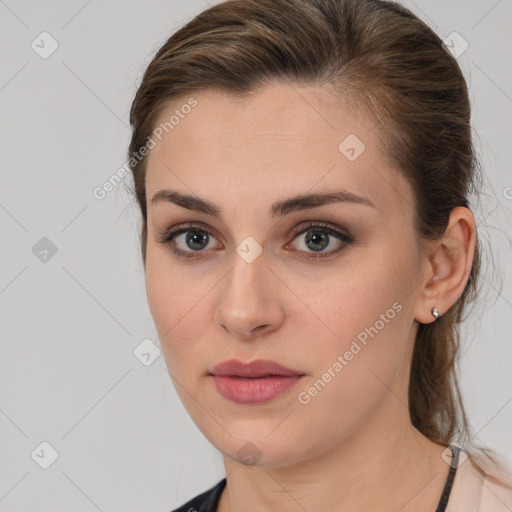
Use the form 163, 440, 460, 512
305, 231, 328, 252
186, 230, 208, 250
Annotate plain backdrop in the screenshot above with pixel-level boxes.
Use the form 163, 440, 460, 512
0, 0, 511, 510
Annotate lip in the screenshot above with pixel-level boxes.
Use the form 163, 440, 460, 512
209, 359, 305, 404
210, 359, 304, 378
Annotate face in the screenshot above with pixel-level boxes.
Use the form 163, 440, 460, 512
144, 83, 425, 468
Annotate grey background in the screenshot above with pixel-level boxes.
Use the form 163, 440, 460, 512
0, 0, 511, 510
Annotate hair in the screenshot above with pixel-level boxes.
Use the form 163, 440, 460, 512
127, 0, 511, 488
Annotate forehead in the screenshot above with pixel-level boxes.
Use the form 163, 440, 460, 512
148, 83, 363, 158
144, 83, 412, 219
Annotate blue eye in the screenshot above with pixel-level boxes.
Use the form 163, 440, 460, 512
156, 223, 220, 259
156, 221, 353, 260
286, 222, 353, 260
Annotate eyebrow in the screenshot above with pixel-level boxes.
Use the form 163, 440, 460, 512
150, 188, 376, 218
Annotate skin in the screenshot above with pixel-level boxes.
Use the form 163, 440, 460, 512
144, 83, 476, 512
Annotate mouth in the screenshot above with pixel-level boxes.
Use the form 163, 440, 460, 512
209, 358, 305, 404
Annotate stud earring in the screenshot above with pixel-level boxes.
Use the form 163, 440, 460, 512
431, 306, 439, 320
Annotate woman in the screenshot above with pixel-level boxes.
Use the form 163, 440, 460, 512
126, 0, 512, 510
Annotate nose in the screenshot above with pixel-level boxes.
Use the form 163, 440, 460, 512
213, 254, 285, 340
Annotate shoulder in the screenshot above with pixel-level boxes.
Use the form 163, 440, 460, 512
479, 463, 512, 511
169, 478, 227, 512
447, 450, 512, 512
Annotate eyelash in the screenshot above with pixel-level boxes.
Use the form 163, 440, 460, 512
156, 221, 354, 261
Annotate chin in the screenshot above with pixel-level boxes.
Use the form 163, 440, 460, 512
201, 421, 316, 469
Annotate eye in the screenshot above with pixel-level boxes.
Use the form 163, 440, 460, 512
156, 222, 222, 259
285, 221, 353, 260
156, 221, 353, 260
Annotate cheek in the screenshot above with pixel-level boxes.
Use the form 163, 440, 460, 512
288, 258, 407, 346
290, 248, 415, 388
145, 259, 211, 377
145, 245, 200, 328
289, 292, 410, 442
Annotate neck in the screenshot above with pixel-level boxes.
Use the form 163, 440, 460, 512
217, 410, 451, 512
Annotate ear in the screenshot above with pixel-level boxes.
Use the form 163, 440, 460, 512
414, 206, 477, 324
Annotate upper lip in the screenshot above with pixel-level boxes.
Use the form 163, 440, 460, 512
210, 359, 304, 378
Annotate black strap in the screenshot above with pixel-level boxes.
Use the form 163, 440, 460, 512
435, 444, 461, 512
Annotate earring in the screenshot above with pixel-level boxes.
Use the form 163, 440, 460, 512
431, 306, 439, 320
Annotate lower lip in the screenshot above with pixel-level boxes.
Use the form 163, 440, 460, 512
211, 375, 304, 404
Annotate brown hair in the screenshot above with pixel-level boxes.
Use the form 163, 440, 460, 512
127, 0, 511, 486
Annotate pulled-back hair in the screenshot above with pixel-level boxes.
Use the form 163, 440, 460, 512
127, 0, 510, 485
